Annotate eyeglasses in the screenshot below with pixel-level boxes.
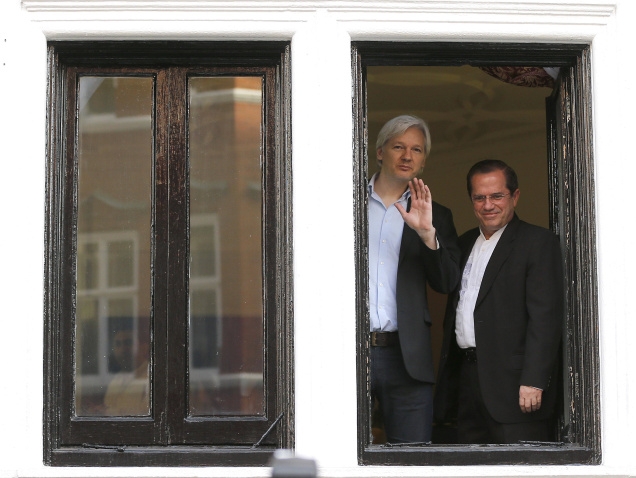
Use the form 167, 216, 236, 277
471, 193, 511, 204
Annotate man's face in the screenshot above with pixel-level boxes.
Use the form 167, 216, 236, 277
470, 170, 519, 239
377, 127, 427, 183
112, 330, 134, 371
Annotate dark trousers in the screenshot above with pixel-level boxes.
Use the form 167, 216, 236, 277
370, 345, 433, 444
457, 355, 550, 444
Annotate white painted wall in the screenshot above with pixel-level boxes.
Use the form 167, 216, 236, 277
1, 1, 634, 477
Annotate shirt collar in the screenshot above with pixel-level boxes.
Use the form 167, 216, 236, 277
368, 173, 410, 203
479, 223, 508, 242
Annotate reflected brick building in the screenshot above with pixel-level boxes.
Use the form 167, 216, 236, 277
75, 76, 265, 417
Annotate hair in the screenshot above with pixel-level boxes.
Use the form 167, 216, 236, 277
375, 115, 432, 160
466, 159, 519, 196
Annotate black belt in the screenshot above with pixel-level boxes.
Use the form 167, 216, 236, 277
459, 347, 477, 362
370, 331, 399, 347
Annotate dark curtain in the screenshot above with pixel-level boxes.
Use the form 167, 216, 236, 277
479, 67, 555, 88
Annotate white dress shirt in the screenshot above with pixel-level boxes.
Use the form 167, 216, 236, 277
455, 225, 507, 348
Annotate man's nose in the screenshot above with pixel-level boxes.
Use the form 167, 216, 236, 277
482, 197, 496, 208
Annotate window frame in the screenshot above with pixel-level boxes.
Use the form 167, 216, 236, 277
352, 41, 601, 466
44, 41, 293, 467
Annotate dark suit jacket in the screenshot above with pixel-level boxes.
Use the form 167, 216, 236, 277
434, 215, 563, 424
396, 201, 460, 383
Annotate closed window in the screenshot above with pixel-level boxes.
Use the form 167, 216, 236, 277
44, 42, 293, 466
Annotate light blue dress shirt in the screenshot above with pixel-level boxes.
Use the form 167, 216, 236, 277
368, 174, 410, 332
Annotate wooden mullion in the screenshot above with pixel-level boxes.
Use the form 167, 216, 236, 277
153, 67, 172, 445
351, 45, 372, 462
263, 65, 281, 446
57, 64, 79, 446
165, 66, 190, 443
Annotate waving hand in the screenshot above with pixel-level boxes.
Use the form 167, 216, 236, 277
395, 179, 437, 250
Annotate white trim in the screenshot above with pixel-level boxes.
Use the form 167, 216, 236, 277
22, 1, 615, 42
22, 0, 616, 18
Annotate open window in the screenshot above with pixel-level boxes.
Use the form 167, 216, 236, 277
44, 41, 293, 466
353, 42, 600, 465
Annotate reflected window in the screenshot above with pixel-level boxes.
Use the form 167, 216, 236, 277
75, 232, 149, 416
188, 77, 265, 417
74, 76, 152, 417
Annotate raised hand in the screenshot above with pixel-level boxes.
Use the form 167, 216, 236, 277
395, 179, 437, 249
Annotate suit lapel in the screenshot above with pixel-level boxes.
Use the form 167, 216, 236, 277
460, 230, 479, 271
448, 229, 479, 313
399, 223, 419, 263
475, 215, 520, 307
399, 197, 415, 263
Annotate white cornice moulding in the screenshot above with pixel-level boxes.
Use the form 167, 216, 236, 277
22, 0, 616, 42
21, 1, 616, 20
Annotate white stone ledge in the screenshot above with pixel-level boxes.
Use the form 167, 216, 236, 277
10, 465, 634, 478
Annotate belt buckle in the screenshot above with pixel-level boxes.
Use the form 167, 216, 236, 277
371, 332, 378, 347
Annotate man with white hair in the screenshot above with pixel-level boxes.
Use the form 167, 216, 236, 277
369, 115, 460, 443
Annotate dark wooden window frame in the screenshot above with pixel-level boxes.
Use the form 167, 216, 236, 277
44, 41, 293, 467
352, 42, 601, 466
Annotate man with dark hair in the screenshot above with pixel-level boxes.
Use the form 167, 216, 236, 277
435, 159, 563, 444
369, 115, 460, 443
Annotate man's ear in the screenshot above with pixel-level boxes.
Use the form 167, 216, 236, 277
512, 188, 520, 207
376, 147, 384, 168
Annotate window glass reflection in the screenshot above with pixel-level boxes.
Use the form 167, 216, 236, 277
74, 77, 152, 417
188, 77, 264, 416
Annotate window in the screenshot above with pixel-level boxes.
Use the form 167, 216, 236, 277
353, 42, 600, 465
44, 42, 293, 466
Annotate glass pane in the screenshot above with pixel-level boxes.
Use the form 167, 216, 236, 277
191, 225, 218, 278
76, 298, 99, 375
108, 240, 134, 287
77, 242, 99, 290
190, 289, 219, 369
188, 76, 264, 416
74, 76, 152, 417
